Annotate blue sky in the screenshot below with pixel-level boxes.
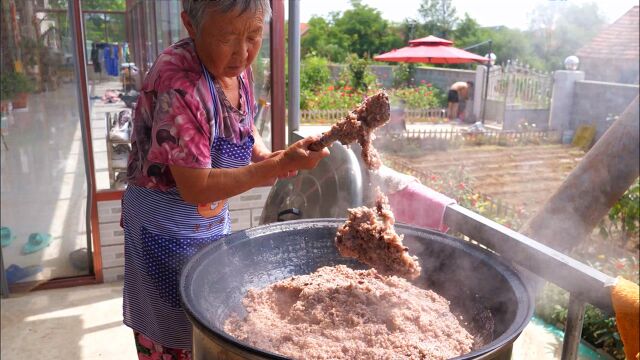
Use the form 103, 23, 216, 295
287, 0, 639, 29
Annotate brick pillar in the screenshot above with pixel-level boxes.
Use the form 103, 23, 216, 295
473, 66, 486, 119
549, 70, 585, 133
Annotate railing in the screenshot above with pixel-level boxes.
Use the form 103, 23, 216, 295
299, 108, 448, 123
399, 128, 561, 145
299, 109, 346, 123
443, 205, 616, 360
384, 141, 616, 360
487, 60, 553, 109
404, 108, 448, 122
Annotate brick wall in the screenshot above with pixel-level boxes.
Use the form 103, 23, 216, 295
98, 200, 126, 283
228, 186, 272, 231
328, 64, 477, 92
97, 186, 272, 283
572, 80, 639, 139
413, 67, 476, 93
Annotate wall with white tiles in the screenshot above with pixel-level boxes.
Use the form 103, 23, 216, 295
97, 186, 272, 282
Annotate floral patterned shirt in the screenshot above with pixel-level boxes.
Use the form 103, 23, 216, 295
127, 38, 255, 190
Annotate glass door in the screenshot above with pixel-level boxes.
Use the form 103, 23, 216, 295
1, 0, 92, 290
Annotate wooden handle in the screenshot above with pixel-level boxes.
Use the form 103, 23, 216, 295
308, 139, 327, 152
308, 132, 334, 151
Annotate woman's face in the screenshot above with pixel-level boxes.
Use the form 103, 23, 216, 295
183, 8, 264, 79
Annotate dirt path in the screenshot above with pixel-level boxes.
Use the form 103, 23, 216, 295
383, 144, 585, 212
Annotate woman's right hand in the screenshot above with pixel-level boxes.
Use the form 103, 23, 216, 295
278, 136, 330, 173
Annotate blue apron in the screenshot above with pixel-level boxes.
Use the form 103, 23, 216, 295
122, 64, 254, 350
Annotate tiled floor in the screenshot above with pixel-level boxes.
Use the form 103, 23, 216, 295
1, 282, 136, 360
0, 281, 610, 360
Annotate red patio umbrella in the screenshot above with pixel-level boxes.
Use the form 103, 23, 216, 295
374, 35, 488, 64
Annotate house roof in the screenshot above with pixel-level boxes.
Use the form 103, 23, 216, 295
576, 6, 639, 60
300, 23, 309, 36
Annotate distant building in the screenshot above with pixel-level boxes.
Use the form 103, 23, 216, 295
576, 6, 639, 84
300, 23, 309, 37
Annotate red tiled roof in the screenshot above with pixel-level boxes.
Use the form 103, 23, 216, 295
300, 23, 309, 36
577, 6, 639, 60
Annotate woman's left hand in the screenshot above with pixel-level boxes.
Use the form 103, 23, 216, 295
253, 150, 297, 187
265, 150, 298, 178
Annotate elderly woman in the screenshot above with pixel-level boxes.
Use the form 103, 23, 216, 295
121, 0, 329, 357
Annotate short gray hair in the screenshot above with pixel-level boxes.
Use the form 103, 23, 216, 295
182, 0, 271, 30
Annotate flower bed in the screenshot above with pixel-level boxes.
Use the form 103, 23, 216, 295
301, 83, 445, 112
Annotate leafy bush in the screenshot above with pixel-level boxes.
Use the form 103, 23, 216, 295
391, 82, 444, 109
0, 72, 34, 101
536, 282, 625, 360
393, 63, 415, 88
599, 179, 640, 250
338, 54, 378, 92
301, 55, 331, 93
302, 85, 376, 110
535, 227, 639, 360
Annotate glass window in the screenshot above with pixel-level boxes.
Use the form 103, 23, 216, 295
252, 19, 273, 150
1, 0, 92, 287
81, 0, 130, 191
90, 0, 273, 191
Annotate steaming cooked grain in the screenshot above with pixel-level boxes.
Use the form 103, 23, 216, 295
224, 265, 474, 360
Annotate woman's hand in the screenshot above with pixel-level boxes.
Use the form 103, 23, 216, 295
170, 136, 329, 205
277, 136, 330, 172
254, 150, 297, 186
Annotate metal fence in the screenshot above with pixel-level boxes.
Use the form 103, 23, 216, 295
399, 128, 561, 144
488, 60, 553, 109
299, 108, 448, 123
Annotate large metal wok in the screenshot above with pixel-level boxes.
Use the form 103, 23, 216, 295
180, 219, 534, 360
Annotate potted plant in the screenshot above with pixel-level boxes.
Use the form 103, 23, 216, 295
0, 72, 16, 113
1, 72, 35, 110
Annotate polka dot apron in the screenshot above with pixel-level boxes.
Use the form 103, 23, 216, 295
122, 63, 254, 350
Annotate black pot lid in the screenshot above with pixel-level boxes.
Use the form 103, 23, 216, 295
260, 142, 363, 224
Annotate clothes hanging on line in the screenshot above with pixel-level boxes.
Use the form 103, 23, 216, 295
91, 45, 101, 73
103, 44, 120, 76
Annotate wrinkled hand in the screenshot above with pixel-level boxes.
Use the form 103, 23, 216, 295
265, 150, 297, 178
279, 136, 330, 172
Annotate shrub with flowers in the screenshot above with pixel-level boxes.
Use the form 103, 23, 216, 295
302, 85, 377, 110
598, 179, 639, 251
535, 182, 639, 360
298, 55, 446, 112
391, 82, 445, 109
302, 83, 445, 112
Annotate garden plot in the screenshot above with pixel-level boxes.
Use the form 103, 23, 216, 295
383, 144, 585, 212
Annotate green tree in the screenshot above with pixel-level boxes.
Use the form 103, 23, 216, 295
452, 13, 489, 50
301, 16, 349, 62
333, 0, 403, 58
528, 2, 605, 70
418, 0, 458, 39
487, 27, 541, 68
82, 0, 126, 43
301, 1, 403, 61
398, 18, 428, 42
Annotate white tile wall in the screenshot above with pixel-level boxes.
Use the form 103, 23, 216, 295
103, 266, 125, 283
98, 200, 125, 283
96, 186, 272, 282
